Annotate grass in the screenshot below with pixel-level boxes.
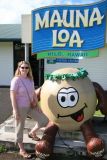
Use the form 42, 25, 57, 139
94, 110, 104, 117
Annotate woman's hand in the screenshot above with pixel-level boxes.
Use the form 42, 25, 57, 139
36, 106, 42, 113
35, 87, 41, 101
13, 110, 20, 121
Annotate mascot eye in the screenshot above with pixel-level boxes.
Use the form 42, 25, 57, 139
68, 91, 79, 107
70, 95, 75, 101
61, 96, 66, 102
57, 87, 79, 108
57, 94, 67, 108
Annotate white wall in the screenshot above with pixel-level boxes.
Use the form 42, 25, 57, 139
21, 14, 31, 43
0, 42, 13, 86
44, 45, 107, 90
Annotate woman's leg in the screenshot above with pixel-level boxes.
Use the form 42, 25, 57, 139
29, 122, 39, 134
15, 107, 29, 153
28, 122, 40, 141
28, 107, 48, 136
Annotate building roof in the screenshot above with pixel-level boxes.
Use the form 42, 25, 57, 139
0, 24, 21, 41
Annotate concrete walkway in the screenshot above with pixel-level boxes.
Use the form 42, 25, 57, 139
0, 115, 86, 154
0, 88, 107, 159
0, 115, 107, 158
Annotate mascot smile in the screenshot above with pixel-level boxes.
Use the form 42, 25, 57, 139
57, 102, 87, 122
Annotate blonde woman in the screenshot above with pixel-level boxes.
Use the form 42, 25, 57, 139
10, 61, 48, 159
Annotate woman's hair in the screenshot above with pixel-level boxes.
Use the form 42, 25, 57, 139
15, 61, 33, 80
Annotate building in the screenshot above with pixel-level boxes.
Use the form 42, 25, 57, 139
0, 13, 107, 89
0, 23, 44, 88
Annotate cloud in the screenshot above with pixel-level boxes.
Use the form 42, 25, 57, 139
0, 0, 102, 24
0, 8, 18, 23
0, 0, 55, 24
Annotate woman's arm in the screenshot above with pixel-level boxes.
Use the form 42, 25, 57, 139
10, 90, 20, 121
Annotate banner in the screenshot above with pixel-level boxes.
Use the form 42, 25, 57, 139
47, 59, 79, 64
32, 0, 107, 55
37, 50, 99, 59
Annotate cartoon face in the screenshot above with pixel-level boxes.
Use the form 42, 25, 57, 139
57, 87, 87, 123
40, 68, 97, 131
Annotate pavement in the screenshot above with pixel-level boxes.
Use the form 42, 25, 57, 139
0, 115, 107, 160
0, 115, 90, 159
0, 88, 86, 154
0, 88, 107, 159
0, 115, 86, 152
0, 152, 90, 160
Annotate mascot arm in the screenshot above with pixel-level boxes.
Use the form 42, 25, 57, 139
93, 82, 107, 115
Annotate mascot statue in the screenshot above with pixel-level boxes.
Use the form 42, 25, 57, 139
35, 67, 105, 159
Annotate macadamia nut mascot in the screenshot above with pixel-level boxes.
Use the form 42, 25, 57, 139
36, 68, 105, 159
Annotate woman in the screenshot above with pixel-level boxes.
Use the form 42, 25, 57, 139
10, 61, 48, 159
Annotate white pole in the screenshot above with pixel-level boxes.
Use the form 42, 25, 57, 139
25, 43, 29, 61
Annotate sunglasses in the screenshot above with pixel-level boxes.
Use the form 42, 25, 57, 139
20, 67, 29, 69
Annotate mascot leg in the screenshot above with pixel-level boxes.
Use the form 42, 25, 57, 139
81, 120, 105, 159
35, 121, 59, 159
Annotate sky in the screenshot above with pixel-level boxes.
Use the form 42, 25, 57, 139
0, 0, 102, 24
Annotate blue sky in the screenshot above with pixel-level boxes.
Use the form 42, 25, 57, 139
0, 0, 102, 24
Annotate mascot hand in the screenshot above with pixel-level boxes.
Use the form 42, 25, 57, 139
81, 120, 105, 159
87, 137, 104, 159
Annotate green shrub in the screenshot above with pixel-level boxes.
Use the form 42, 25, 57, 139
0, 145, 7, 153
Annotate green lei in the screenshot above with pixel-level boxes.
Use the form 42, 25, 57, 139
45, 68, 88, 81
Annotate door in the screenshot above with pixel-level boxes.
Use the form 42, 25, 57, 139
14, 42, 44, 88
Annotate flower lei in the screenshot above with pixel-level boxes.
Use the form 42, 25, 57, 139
45, 68, 88, 81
